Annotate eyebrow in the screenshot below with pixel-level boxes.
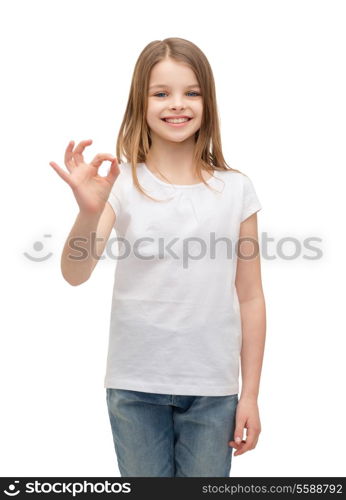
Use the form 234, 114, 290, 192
149, 84, 201, 90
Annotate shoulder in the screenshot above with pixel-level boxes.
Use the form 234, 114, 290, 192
213, 167, 247, 190
216, 168, 256, 186
213, 169, 261, 214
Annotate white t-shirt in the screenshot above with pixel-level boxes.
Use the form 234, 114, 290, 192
104, 162, 262, 396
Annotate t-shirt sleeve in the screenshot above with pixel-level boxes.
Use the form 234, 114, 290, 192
241, 174, 262, 223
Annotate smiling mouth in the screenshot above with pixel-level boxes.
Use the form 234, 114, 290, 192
161, 118, 193, 122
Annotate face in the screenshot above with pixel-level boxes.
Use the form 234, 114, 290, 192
146, 58, 203, 143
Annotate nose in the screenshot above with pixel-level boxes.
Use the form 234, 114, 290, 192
169, 103, 185, 111
168, 95, 186, 110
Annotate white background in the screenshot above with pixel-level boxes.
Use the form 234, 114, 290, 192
1, 0, 345, 477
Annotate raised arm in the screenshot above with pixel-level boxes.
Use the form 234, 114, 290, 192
49, 139, 120, 286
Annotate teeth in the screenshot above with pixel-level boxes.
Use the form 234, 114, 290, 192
164, 118, 190, 123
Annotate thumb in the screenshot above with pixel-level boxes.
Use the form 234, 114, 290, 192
234, 424, 245, 445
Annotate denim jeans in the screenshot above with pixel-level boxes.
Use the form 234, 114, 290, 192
106, 388, 239, 477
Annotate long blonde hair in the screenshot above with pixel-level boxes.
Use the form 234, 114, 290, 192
115, 37, 242, 202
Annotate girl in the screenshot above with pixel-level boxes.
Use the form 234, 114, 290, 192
50, 37, 266, 477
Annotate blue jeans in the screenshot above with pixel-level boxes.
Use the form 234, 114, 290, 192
106, 388, 239, 477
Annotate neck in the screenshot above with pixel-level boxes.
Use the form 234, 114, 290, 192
146, 133, 200, 181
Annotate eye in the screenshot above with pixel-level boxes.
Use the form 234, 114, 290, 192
153, 91, 201, 97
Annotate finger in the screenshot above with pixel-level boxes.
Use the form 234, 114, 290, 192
90, 153, 116, 169
106, 157, 120, 184
251, 431, 260, 449
49, 161, 72, 187
64, 140, 76, 172
252, 436, 259, 449
234, 427, 257, 455
73, 139, 93, 166
228, 438, 246, 449
232, 423, 245, 447
232, 439, 247, 455
234, 438, 255, 456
